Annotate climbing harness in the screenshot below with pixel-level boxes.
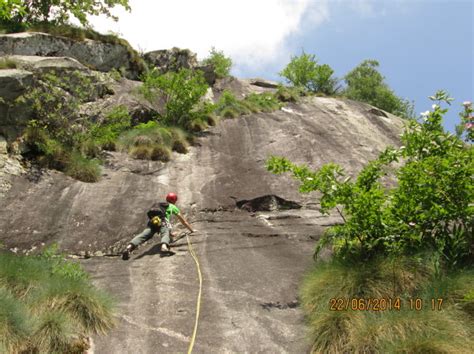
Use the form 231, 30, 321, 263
185, 231, 202, 354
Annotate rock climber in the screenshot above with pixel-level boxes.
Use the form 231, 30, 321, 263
122, 192, 195, 260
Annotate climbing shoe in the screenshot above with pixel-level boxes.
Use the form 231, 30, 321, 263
122, 244, 135, 260
121, 249, 130, 260
161, 243, 170, 252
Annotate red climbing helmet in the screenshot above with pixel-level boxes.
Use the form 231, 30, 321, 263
166, 192, 178, 204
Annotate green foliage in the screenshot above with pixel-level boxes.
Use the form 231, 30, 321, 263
0, 250, 115, 352
267, 91, 473, 268
0, 287, 31, 353
141, 68, 210, 128
300, 257, 474, 353
214, 91, 248, 118
244, 92, 281, 112
275, 84, 305, 103
0, 57, 17, 69
2, 0, 130, 28
87, 105, 132, 152
65, 152, 101, 182
117, 121, 189, 161
0, 0, 25, 22
279, 51, 340, 95
202, 47, 233, 79
21, 71, 106, 181
344, 59, 415, 118
21, 71, 93, 148
456, 100, 473, 142
214, 90, 282, 118
39, 244, 89, 281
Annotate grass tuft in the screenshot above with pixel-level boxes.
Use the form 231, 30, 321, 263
65, 152, 101, 183
214, 90, 282, 119
300, 257, 474, 353
275, 85, 304, 102
150, 145, 171, 161
0, 57, 17, 69
0, 288, 31, 353
0, 251, 115, 353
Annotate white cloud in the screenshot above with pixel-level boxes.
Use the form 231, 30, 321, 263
88, 0, 330, 76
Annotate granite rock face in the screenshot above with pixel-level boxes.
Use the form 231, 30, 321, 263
0, 31, 409, 352
0, 95, 404, 353
0, 69, 34, 142
0, 96, 403, 251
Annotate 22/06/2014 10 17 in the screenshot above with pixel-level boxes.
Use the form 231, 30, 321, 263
329, 297, 444, 311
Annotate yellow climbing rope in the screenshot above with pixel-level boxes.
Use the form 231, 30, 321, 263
186, 232, 202, 354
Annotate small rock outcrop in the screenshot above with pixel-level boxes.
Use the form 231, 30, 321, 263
144, 48, 217, 85
143, 47, 198, 72
212, 76, 278, 101
0, 56, 116, 143
0, 69, 34, 141
247, 78, 279, 89
0, 32, 142, 79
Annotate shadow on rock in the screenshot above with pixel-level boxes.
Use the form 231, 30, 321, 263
236, 195, 302, 212
133, 244, 175, 260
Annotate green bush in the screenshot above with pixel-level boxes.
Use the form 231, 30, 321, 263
21, 71, 93, 148
118, 121, 166, 148
214, 90, 281, 118
202, 47, 233, 79
214, 91, 248, 117
343, 59, 415, 118
0, 249, 115, 353
20, 71, 112, 181
275, 85, 305, 103
118, 121, 188, 160
279, 51, 340, 95
87, 105, 132, 152
244, 93, 281, 112
65, 152, 101, 183
267, 91, 473, 268
140, 68, 209, 128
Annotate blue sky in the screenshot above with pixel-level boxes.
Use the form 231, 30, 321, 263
237, 0, 473, 132
90, 0, 473, 132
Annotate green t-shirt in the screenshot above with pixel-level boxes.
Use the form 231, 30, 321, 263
166, 203, 180, 222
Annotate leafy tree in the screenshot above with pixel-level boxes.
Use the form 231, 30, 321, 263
267, 90, 473, 268
456, 100, 473, 141
0, 0, 25, 21
344, 59, 415, 118
141, 68, 210, 128
202, 47, 233, 79
2, 0, 130, 27
279, 51, 339, 95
